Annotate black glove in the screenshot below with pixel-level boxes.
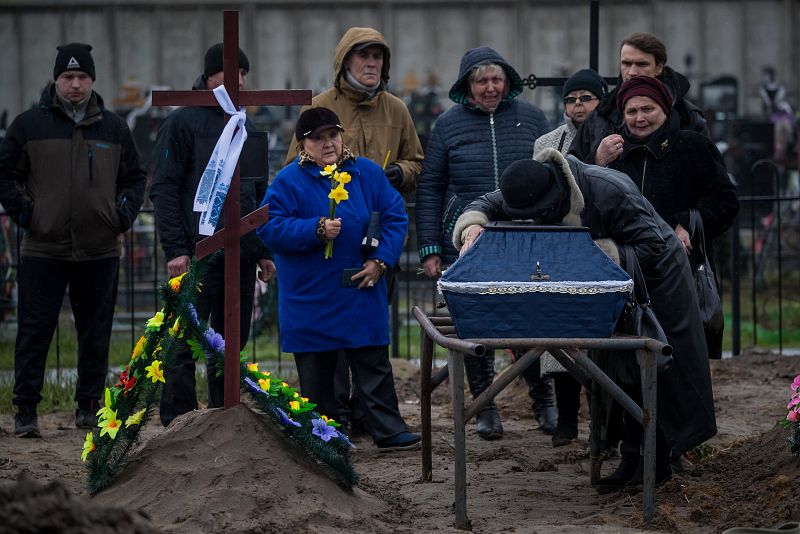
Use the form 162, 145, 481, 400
384, 164, 403, 189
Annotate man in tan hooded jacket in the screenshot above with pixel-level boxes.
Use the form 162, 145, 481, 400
284, 27, 423, 194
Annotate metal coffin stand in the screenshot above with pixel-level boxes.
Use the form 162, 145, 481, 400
413, 306, 672, 530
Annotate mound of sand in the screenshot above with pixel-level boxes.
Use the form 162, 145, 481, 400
92, 404, 389, 533
0, 472, 157, 534
637, 424, 800, 532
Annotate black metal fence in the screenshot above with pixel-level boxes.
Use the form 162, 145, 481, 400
0, 165, 798, 368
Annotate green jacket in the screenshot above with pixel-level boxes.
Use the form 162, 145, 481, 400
284, 27, 423, 194
0, 85, 146, 260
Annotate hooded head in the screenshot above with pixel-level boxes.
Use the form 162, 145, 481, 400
333, 27, 391, 90
499, 159, 570, 222
448, 47, 523, 107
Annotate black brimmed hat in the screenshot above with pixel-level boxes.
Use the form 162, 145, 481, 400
295, 107, 345, 142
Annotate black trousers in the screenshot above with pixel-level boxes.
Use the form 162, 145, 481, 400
13, 256, 119, 407
294, 345, 407, 443
160, 257, 256, 425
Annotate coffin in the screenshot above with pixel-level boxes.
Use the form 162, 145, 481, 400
438, 222, 632, 339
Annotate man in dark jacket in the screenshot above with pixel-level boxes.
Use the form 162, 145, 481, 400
150, 43, 276, 426
0, 43, 146, 437
569, 32, 709, 164
455, 151, 716, 490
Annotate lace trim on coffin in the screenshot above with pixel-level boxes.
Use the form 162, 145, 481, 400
438, 280, 633, 295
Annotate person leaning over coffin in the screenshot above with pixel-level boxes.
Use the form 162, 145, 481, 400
453, 151, 716, 491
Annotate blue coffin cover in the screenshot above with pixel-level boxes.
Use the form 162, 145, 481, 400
439, 222, 633, 339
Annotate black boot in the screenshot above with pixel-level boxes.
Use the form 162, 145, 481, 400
551, 373, 581, 447
626, 434, 673, 488
519, 353, 557, 434
464, 353, 503, 440
594, 452, 640, 494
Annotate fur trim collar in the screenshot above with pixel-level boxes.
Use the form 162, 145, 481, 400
532, 148, 584, 226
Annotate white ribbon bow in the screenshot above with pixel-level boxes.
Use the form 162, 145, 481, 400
194, 85, 248, 236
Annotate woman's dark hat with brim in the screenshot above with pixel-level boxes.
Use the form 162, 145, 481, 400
295, 107, 345, 142
500, 159, 564, 220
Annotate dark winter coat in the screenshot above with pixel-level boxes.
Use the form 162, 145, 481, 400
0, 85, 146, 260
454, 148, 717, 455
569, 67, 709, 164
610, 111, 739, 265
149, 76, 271, 262
415, 46, 550, 264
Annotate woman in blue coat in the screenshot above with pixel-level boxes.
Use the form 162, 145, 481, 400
257, 107, 419, 452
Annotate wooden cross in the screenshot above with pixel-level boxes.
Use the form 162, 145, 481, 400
152, 10, 311, 407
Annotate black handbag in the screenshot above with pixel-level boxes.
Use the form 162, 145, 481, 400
621, 245, 672, 376
689, 210, 724, 359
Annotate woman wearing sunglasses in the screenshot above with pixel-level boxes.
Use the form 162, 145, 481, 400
534, 69, 607, 155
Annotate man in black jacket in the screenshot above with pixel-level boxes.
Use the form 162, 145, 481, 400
150, 43, 276, 426
569, 32, 709, 164
0, 43, 146, 437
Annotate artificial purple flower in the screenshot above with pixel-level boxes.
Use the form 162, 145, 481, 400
204, 328, 225, 354
274, 407, 301, 428
187, 303, 199, 325
311, 418, 337, 442
336, 430, 356, 449
244, 377, 265, 395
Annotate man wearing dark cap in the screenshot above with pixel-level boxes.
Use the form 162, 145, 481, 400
0, 42, 146, 437
284, 27, 423, 194
454, 150, 717, 491
150, 42, 276, 426
569, 32, 709, 165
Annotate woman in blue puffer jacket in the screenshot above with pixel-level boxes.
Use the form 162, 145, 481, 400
415, 46, 550, 440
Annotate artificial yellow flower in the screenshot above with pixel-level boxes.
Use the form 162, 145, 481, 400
333, 170, 351, 184
288, 400, 301, 413
293, 391, 300, 398
258, 377, 271, 392
125, 408, 146, 427
131, 336, 146, 360
145, 360, 165, 383
301, 397, 309, 403
146, 311, 165, 329
169, 316, 181, 337
321, 415, 336, 425
281, 381, 289, 388
81, 432, 95, 462
98, 410, 122, 439
247, 363, 259, 372
321, 163, 337, 176
96, 388, 113, 419
168, 272, 186, 293
328, 184, 349, 204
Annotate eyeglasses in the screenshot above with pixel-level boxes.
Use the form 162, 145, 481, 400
564, 95, 598, 105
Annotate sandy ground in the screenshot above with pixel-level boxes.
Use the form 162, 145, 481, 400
1, 348, 799, 534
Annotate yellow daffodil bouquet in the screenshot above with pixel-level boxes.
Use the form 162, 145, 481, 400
321, 163, 351, 259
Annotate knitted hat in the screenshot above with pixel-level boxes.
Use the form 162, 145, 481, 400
295, 107, 344, 142
616, 76, 673, 115
53, 43, 95, 81
203, 43, 250, 78
562, 68, 607, 99
500, 159, 566, 220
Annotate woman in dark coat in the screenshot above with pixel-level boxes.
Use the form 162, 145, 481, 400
454, 151, 717, 490
599, 75, 739, 269
414, 46, 551, 440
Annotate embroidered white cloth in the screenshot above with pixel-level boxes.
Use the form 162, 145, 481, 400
194, 85, 248, 235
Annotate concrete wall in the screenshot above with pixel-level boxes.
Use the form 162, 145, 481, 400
0, 0, 797, 127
